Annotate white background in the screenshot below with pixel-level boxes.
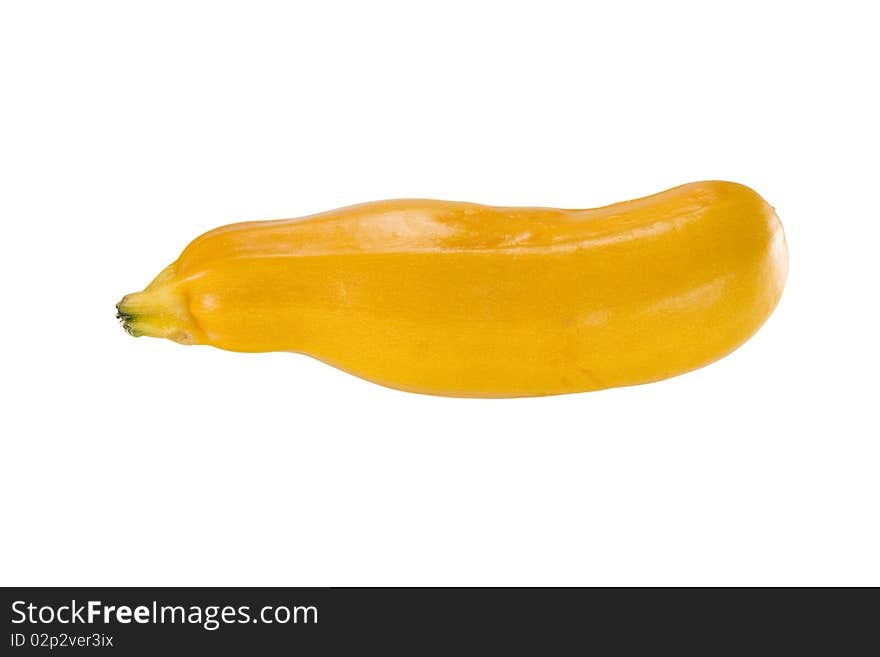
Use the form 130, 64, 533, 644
1, 1, 877, 586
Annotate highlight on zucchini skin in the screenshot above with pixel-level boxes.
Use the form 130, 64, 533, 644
117, 181, 788, 397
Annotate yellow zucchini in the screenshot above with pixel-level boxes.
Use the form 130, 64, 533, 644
117, 181, 788, 397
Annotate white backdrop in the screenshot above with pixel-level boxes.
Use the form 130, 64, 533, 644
1, 1, 877, 586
